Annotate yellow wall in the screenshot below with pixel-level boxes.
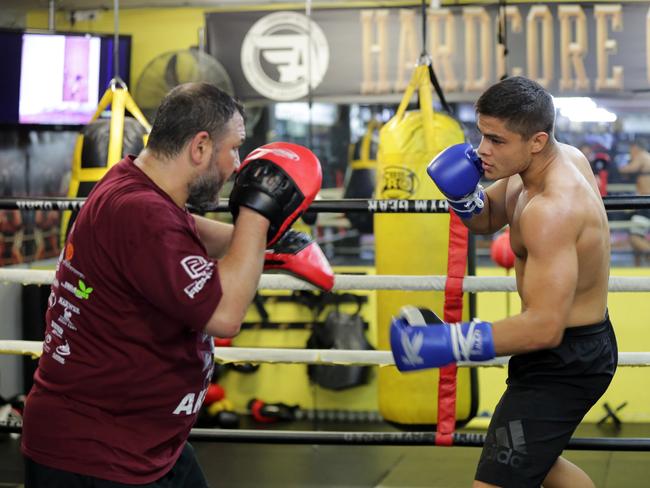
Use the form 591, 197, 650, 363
26, 8, 206, 91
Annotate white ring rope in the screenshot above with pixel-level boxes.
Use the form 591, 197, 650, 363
0, 340, 647, 367
221, 350, 648, 367
0, 269, 58, 286
609, 220, 648, 230
2, 270, 647, 366
2, 268, 650, 292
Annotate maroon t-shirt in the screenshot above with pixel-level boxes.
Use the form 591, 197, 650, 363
22, 156, 222, 484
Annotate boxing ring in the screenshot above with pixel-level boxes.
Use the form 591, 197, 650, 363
1, 196, 650, 452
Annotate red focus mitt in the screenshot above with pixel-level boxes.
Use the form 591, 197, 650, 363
229, 142, 322, 246
264, 230, 334, 292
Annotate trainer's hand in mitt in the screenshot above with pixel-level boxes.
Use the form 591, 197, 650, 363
229, 142, 322, 246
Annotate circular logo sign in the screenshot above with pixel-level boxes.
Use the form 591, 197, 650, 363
380, 166, 419, 199
241, 12, 330, 101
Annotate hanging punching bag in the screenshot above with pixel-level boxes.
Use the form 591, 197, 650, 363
343, 119, 382, 235
375, 64, 475, 427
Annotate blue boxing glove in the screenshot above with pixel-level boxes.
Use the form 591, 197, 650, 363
390, 306, 495, 371
427, 143, 485, 219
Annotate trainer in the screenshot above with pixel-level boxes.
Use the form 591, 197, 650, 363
21, 82, 326, 487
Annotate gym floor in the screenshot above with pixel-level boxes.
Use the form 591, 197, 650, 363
1, 422, 648, 487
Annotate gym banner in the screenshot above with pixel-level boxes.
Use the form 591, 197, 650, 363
205, 4, 647, 102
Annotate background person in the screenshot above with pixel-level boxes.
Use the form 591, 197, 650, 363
619, 141, 650, 195
619, 141, 650, 263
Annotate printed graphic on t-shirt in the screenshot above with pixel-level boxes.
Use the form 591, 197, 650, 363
58, 309, 77, 330
50, 320, 64, 338
172, 332, 215, 416
62, 279, 93, 299
172, 387, 208, 416
48, 290, 56, 308
42, 238, 88, 362
181, 255, 214, 299
65, 242, 74, 261
43, 333, 52, 353
198, 331, 215, 375
62, 258, 85, 279
52, 339, 71, 365
57, 296, 80, 315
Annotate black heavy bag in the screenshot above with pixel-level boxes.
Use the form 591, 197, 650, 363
342, 120, 381, 234
307, 310, 373, 390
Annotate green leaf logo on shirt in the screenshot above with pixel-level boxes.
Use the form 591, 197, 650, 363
75, 280, 93, 300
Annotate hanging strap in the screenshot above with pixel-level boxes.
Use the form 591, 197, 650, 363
436, 211, 469, 446
418, 0, 453, 115
427, 64, 453, 115
393, 64, 437, 153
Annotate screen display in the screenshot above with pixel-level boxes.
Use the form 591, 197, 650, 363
19, 33, 102, 125
0, 29, 131, 127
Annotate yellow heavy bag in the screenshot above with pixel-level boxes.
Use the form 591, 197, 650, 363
61, 80, 151, 244
375, 64, 474, 427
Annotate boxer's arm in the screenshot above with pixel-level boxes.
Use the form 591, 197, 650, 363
491, 196, 579, 355
192, 214, 233, 259
464, 177, 509, 235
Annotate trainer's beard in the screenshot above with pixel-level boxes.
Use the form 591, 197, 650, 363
187, 161, 223, 212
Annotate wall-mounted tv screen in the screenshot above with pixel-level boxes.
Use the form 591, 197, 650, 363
0, 29, 131, 127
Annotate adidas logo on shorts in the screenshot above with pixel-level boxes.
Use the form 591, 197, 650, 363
483, 420, 528, 469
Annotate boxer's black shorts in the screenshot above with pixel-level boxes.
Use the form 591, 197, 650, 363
475, 314, 617, 487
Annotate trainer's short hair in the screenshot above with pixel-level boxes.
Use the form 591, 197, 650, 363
147, 82, 244, 159
475, 76, 555, 140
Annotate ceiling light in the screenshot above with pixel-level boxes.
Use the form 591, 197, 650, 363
553, 97, 617, 123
